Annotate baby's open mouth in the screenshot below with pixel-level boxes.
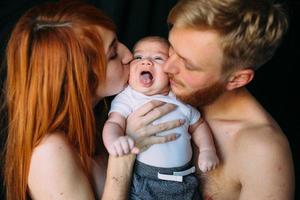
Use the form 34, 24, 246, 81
139, 71, 153, 86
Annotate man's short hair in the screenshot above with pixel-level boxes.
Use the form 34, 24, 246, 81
168, 0, 289, 71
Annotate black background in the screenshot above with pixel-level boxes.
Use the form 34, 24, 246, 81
0, 0, 299, 199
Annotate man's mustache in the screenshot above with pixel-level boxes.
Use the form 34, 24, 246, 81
168, 74, 184, 87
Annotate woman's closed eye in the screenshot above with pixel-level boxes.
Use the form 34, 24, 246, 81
108, 40, 118, 60
109, 51, 118, 60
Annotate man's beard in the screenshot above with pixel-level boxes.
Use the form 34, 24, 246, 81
175, 80, 226, 108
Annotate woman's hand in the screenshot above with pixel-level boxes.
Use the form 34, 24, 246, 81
126, 100, 184, 153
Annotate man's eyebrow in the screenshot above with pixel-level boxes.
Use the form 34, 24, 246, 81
169, 35, 197, 67
172, 47, 188, 63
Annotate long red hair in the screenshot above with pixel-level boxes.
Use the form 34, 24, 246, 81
4, 1, 115, 199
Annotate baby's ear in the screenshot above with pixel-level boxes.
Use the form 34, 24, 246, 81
225, 69, 254, 91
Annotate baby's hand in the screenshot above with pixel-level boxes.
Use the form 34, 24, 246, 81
198, 149, 219, 172
107, 136, 135, 157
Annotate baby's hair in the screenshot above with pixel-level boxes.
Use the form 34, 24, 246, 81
133, 36, 170, 52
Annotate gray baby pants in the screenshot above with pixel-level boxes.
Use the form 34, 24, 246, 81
129, 160, 202, 200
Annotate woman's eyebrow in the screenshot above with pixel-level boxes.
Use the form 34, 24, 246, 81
108, 37, 117, 52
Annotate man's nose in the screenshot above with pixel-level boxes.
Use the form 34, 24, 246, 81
163, 54, 179, 74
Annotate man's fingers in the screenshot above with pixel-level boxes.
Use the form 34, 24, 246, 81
140, 119, 185, 137
148, 134, 179, 144
134, 133, 180, 153
141, 103, 177, 125
130, 100, 165, 117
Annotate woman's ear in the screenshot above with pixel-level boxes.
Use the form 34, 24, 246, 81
226, 69, 254, 91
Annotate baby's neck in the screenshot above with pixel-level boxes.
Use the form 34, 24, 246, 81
130, 85, 170, 96
156, 90, 170, 96
142, 90, 170, 96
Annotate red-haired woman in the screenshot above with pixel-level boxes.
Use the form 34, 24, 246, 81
3, 1, 180, 199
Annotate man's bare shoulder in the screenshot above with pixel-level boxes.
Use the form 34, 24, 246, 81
235, 123, 290, 157
225, 121, 294, 199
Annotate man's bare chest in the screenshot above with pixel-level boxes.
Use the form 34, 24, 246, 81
199, 166, 240, 200
199, 120, 243, 200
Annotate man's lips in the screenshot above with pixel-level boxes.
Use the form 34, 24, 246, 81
169, 78, 181, 88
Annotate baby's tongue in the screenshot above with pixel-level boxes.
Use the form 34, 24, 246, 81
140, 72, 152, 85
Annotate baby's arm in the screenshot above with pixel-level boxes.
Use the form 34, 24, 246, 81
189, 118, 219, 172
103, 112, 135, 157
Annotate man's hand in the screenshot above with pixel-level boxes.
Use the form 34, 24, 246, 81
126, 100, 184, 153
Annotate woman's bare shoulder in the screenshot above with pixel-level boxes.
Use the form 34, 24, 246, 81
28, 132, 95, 199
30, 132, 76, 170
33, 132, 71, 152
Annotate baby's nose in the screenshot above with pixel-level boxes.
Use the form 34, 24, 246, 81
141, 58, 152, 66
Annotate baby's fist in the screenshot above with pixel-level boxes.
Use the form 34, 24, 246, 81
107, 136, 135, 156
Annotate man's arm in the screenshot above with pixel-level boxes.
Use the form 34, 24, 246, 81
237, 127, 294, 200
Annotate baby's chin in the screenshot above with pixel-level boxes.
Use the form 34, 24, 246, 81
130, 83, 170, 96
131, 85, 155, 95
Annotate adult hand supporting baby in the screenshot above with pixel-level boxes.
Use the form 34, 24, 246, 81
126, 100, 184, 153
102, 100, 184, 200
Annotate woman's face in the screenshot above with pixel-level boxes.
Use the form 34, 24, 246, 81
94, 28, 132, 102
